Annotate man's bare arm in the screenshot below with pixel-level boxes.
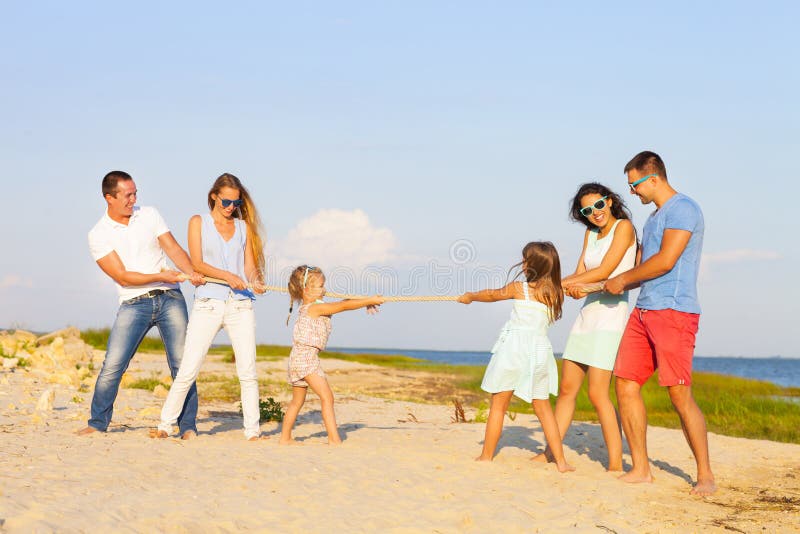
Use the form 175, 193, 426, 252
605, 229, 691, 294
96, 251, 180, 287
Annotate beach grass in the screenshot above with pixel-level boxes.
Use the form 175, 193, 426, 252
81, 328, 166, 353
463, 362, 800, 444
308, 352, 800, 444
82, 329, 289, 361
80, 328, 799, 443
195, 372, 289, 402
211, 345, 288, 362
127, 377, 166, 391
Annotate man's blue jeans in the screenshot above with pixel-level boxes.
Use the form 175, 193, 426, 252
88, 289, 198, 433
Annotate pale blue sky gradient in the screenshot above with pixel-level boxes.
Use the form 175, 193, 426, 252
1, 2, 798, 356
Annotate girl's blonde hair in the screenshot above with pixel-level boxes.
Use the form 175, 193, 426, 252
286, 265, 323, 324
509, 241, 563, 322
208, 173, 266, 279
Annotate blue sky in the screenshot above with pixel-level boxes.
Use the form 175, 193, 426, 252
1, 2, 798, 357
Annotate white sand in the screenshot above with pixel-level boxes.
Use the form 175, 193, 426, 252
1, 353, 799, 533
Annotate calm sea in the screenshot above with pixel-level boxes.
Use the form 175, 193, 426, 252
330, 347, 800, 388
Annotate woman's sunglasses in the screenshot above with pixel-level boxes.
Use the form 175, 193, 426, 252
580, 196, 609, 217
219, 198, 243, 208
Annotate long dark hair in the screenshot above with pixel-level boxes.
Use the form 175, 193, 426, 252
569, 182, 633, 231
509, 241, 563, 322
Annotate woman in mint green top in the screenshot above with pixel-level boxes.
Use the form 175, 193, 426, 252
536, 183, 637, 471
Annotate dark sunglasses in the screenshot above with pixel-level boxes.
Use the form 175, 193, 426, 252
580, 196, 609, 217
219, 198, 243, 208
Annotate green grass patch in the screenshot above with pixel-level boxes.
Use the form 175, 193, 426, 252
473, 400, 489, 423
195, 373, 241, 402
210, 345, 288, 363
212, 345, 472, 368
81, 328, 166, 352
452, 360, 800, 443
195, 373, 289, 402
240, 397, 284, 422
324, 350, 480, 373
127, 378, 165, 391
647, 373, 800, 443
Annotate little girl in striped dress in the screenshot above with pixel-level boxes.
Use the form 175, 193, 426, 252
280, 265, 384, 445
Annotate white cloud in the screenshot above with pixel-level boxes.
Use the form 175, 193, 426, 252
0, 274, 34, 289
700, 248, 781, 279
269, 209, 398, 272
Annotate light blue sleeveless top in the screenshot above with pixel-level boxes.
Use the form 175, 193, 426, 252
195, 213, 254, 301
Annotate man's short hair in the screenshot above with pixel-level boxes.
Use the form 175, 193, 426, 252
624, 151, 667, 180
102, 171, 133, 197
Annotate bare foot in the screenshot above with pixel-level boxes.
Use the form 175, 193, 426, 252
474, 455, 492, 462
327, 439, 342, 446
148, 428, 169, 439
279, 438, 301, 445
556, 461, 576, 473
690, 477, 717, 496
531, 448, 555, 463
248, 435, 269, 441
618, 470, 654, 484
181, 430, 197, 440
76, 426, 98, 436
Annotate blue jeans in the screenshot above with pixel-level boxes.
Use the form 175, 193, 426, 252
88, 289, 198, 433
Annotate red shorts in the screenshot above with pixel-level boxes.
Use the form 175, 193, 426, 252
614, 308, 700, 386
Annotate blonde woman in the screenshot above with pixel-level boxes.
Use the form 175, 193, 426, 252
155, 173, 266, 440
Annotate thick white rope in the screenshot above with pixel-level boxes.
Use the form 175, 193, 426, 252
181, 274, 458, 302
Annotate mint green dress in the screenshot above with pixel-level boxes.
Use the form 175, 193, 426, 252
480, 282, 559, 402
562, 220, 637, 371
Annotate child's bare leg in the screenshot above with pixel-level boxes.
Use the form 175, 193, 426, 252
533, 398, 575, 473
534, 360, 585, 463
279, 385, 307, 444
587, 366, 623, 471
304, 374, 341, 444
476, 391, 514, 461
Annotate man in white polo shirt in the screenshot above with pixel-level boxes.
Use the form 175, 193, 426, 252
78, 171, 204, 438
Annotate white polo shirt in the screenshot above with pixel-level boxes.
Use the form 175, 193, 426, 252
88, 206, 179, 303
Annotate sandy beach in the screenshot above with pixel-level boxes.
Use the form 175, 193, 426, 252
1, 344, 799, 533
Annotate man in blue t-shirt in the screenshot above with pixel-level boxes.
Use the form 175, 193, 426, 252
605, 151, 716, 496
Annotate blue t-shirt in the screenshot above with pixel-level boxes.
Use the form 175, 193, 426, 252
636, 193, 704, 314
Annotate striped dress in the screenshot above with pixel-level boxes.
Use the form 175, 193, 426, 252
287, 303, 332, 386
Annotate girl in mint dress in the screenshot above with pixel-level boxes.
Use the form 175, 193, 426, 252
459, 242, 574, 473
